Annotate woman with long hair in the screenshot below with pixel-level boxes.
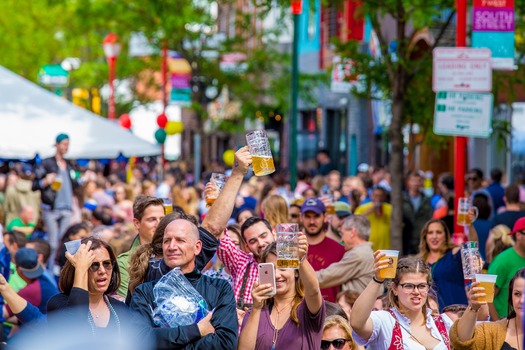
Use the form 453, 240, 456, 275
112, 183, 134, 223
486, 224, 514, 265
261, 194, 289, 229
417, 218, 476, 310
450, 267, 525, 349
350, 254, 452, 349
238, 238, 325, 349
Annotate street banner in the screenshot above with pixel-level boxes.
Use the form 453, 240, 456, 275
472, 0, 515, 69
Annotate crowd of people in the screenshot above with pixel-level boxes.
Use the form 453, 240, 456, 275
0, 134, 524, 349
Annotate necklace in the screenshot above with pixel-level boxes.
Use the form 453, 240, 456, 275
397, 321, 431, 350
271, 300, 293, 350
87, 295, 121, 336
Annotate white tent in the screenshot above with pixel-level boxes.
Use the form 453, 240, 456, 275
0, 66, 161, 160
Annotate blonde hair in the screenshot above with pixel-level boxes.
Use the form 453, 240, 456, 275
487, 224, 514, 263
261, 194, 289, 229
323, 315, 357, 349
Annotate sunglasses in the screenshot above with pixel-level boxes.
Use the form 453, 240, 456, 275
321, 339, 348, 350
290, 214, 300, 219
466, 176, 479, 181
89, 260, 114, 273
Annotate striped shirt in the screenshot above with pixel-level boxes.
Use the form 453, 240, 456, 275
217, 231, 258, 305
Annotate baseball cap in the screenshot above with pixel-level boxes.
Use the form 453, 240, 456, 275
334, 201, 352, 218
15, 248, 44, 279
510, 217, 525, 235
56, 133, 70, 144
301, 197, 326, 215
20, 163, 33, 176
357, 163, 369, 173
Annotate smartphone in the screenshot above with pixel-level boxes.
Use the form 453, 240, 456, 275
258, 263, 276, 297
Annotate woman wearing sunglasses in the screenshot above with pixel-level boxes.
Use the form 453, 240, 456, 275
350, 253, 452, 349
47, 237, 129, 336
321, 315, 359, 350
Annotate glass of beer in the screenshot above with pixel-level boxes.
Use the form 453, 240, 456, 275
457, 197, 479, 226
378, 250, 399, 279
206, 173, 228, 207
475, 273, 498, 302
461, 241, 482, 280
276, 223, 300, 269
162, 198, 173, 215
51, 176, 63, 191
320, 186, 335, 215
246, 130, 275, 176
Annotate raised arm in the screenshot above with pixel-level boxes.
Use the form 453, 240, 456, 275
201, 147, 251, 238
298, 232, 322, 314
350, 250, 388, 341
454, 281, 486, 341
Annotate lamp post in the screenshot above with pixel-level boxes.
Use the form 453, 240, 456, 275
290, 0, 302, 190
103, 33, 121, 121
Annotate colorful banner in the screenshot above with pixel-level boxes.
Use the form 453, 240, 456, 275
472, 0, 515, 69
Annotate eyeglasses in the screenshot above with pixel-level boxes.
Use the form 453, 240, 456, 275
321, 339, 349, 350
290, 214, 300, 219
466, 176, 479, 181
399, 283, 430, 293
89, 260, 114, 273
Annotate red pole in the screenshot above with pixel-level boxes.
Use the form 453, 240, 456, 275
161, 44, 168, 167
108, 56, 116, 120
454, 0, 467, 236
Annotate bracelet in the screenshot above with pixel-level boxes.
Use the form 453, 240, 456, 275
373, 276, 384, 284
467, 304, 480, 312
299, 255, 306, 264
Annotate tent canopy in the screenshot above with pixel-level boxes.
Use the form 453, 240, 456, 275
0, 66, 161, 160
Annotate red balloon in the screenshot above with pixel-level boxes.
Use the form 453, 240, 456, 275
119, 114, 132, 129
157, 113, 168, 128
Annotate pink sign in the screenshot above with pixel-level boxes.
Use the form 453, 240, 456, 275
473, 0, 513, 8
473, 8, 514, 31
171, 74, 191, 89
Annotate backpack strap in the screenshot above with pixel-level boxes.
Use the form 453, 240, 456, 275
432, 314, 450, 350
386, 309, 404, 350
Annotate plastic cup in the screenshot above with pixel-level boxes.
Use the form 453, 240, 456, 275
276, 223, 300, 269
378, 250, 399, 279
246, 130, 275, 176
206, 173, 228, 207
162, 198, 173, 215
64, 239, 82, 255
51, 176, 63, 191
475, 274, 497, 302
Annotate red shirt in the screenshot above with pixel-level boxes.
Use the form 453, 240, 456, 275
307, 236, 345, 302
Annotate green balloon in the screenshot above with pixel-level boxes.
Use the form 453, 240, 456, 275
154, 128, 167, 144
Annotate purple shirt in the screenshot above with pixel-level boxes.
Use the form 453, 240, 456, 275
241, 299, 326, 350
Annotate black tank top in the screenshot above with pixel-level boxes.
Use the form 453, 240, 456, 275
501, 341, 518, 350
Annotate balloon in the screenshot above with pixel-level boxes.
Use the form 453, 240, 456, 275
154, 128, 167, 144
119, 114, 132, 129
157, 113, 168, 128
165, 121, 184, 135
223, 150, 235, 167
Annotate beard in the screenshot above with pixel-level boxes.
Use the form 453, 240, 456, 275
305, 224, 324, 237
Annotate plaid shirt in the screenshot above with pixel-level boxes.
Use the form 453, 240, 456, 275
217, 231, 258, 305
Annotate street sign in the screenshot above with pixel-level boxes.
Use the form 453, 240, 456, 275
38, 64, 69, 87
433, 91, 493, 137
432, 48, 492, 92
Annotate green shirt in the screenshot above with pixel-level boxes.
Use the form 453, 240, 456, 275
116, 236, 141, 297
9, 262, 27, 292
488, 247, 525, 318
6, 217, 35, 236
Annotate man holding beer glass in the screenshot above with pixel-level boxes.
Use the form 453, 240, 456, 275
33, 133, 79, 271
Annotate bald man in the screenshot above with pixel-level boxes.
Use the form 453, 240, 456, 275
6, 205, 36, 237
130, 219, 237, 349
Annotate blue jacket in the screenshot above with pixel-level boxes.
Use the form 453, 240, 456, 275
129, 267, 238, 350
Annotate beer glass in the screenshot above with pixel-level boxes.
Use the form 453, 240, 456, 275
206, 173, 228, 207
246, 130, 275, 176
320, 186, 335, 215
461, 241, 482, 280
377, 250, 399, 279
457, 197, 479, 226
276, 223, 299, 269
51, 176, 63, 191
162, 198, 173, 215
475, 274, 497, 302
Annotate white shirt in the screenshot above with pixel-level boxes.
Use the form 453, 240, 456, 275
353, 307, 453, 350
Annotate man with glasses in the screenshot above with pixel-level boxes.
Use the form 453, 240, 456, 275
288, 203, 301, 225
326, 201, 352, 242
488, 217, 525, 319
466, 168, 495, 219
316, 215, 374, 294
